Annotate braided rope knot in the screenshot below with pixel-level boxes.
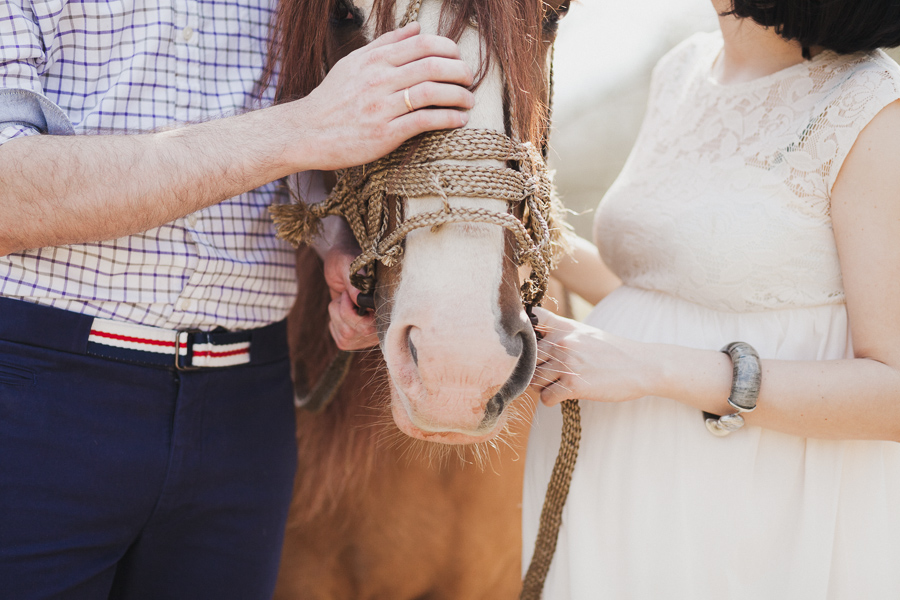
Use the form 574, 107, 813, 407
271, 127, 569, 308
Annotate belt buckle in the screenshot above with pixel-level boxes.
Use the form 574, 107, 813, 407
174, 328, 202, 371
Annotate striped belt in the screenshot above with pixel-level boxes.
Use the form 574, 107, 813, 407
0, 297, 289, 370
89, 318, 253, 370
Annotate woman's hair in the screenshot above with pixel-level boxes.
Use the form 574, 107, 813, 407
725, 0, 900, 54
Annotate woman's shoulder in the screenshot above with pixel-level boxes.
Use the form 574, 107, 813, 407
814, 50, 900, 112
832, 50, 900, 82
806, 51, 900, 193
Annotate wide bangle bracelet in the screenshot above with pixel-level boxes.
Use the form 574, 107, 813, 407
704, 342, 762, 437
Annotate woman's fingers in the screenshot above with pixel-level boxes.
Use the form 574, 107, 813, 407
533, 358, 578, 406
529, 309, 595, 405
535, 330, 562, 367
540, 379, 577, 407
532, 357, 561, 387
530, 306, 571, 339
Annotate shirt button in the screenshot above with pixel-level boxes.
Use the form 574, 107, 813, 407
181, 26, 194, 41
186, 214, 198, 227
178, 299, 192, 311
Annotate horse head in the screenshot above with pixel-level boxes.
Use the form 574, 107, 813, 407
271, 0, 570, 445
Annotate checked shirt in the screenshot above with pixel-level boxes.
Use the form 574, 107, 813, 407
0, 0, 304, 331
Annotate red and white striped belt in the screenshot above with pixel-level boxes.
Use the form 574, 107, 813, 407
0, 297, 289, 370
88, 318, 255, 370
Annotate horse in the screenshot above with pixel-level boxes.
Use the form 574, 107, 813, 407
264, 0, 570, 597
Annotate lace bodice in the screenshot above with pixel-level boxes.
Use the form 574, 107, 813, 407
595, 32, 900, 312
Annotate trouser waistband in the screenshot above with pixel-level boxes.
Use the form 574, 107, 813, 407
0, 297, 289, 370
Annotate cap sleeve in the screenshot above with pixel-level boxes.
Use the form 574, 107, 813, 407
820, 53, 900, 194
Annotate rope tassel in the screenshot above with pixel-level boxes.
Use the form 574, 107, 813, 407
270, 202, 326, 245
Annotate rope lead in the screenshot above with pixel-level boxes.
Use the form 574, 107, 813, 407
520, 398, 582, 600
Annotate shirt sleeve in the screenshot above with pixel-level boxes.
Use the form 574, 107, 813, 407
0, 124, 40, 144
0, 1, 74, 146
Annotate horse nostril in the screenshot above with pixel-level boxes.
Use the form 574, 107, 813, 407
483, 394, 504, 423
479, 328, 537, 429
407, 333, 419, 366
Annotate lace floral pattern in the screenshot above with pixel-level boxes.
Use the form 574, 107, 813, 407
595, 33, 900, 312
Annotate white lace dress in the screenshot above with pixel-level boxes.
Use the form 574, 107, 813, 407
523, 33, 900, 599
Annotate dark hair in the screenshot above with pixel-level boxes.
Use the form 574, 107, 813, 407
725, 0, 900, 55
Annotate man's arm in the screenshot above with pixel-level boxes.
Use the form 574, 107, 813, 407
0, 23, 474, 256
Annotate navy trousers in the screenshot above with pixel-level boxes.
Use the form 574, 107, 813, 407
0, 300, 298, 599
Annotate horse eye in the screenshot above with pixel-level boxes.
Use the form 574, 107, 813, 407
331, 0, 361, 27
543, 0, 571, 32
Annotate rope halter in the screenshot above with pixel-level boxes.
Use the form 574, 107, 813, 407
271, 127, 568, 309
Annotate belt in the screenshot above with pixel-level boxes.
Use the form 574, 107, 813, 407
0, 297, 289, 370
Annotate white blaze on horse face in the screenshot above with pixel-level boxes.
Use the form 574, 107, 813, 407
358, 0, 533, 444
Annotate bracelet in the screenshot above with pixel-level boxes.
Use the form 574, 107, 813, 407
704, 342, 762, 437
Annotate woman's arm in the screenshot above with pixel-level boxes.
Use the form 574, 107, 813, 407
550, 234, 621, 305
532, 101, 900, 443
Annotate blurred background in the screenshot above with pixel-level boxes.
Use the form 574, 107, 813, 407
549, 0, 900, 242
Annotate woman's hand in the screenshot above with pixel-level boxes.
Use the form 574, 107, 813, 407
531, 307, 659, 406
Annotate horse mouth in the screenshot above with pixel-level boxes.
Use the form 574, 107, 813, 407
388, 386, 509, 445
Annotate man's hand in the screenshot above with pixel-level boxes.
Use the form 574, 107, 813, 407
289, 22, 475, 172
322, 245, 379, 351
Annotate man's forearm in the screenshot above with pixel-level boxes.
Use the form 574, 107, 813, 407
0, 102, 302, 256
0, 24, 475, 256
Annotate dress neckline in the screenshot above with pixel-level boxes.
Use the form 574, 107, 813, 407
701, 32, 837, 93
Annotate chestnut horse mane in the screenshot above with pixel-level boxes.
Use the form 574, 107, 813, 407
262, 0, 549, 146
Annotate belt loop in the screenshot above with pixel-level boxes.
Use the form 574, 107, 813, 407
174, 329, 201, 371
